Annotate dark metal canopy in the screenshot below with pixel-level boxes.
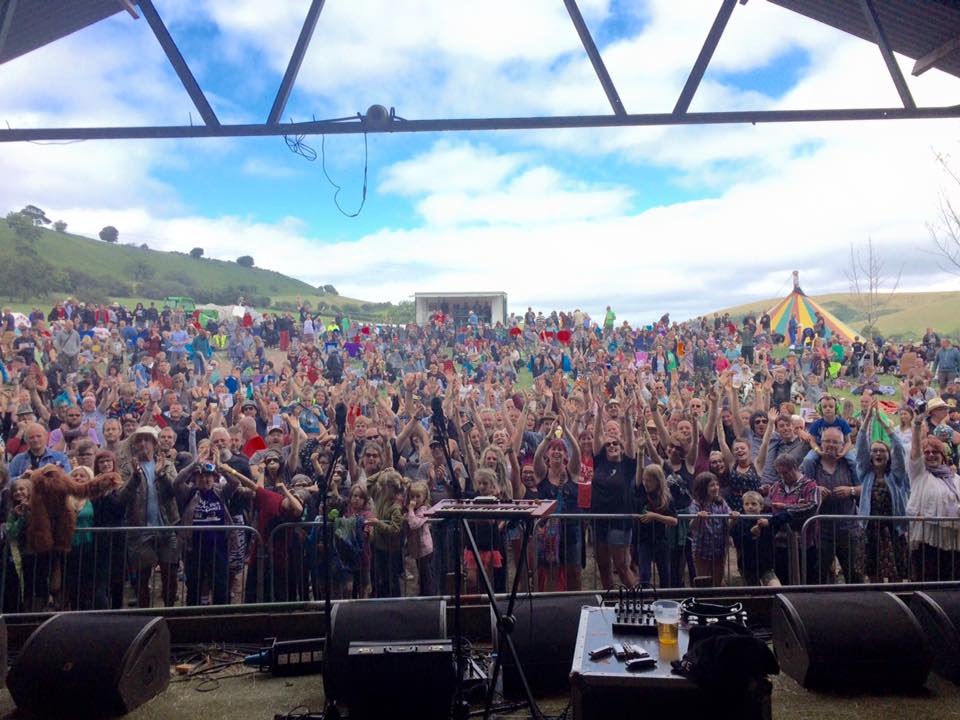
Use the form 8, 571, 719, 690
1, 0, 959, 143
769, 0, 960, 78
0, 0, 124, 65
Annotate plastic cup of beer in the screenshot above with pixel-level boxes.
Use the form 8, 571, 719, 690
652, 600, 680, 645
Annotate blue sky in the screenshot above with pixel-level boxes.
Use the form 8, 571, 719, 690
2, 0, 959, 322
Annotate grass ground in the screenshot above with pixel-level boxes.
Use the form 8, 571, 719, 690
0, 223, 400, 319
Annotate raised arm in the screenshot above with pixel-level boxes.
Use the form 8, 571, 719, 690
716, 418, 733, 468
755, 407, 777, 474
641, 426, 663, 466
650, 403, 670, 453
344, 427, 361, 485
703, 387, 720, 443
533, 431, 550, 479
684, 420, 698, 472
910, 413, 923, 461
592, 401, 604, 455
728, 385, 746, 439
855, 402, 873, 477
622, 399, 636, 460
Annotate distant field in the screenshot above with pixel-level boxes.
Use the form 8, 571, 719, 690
714, 290, 960, 339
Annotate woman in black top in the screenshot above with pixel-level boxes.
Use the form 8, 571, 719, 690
590, 400, 638, 589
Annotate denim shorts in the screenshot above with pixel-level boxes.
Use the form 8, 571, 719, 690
594, 520, 632, 547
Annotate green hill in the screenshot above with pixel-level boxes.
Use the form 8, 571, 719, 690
713, 290, 960, 340
0, 219, 411, 322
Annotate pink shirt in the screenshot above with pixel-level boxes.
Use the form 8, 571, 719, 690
405, 507, 434, 559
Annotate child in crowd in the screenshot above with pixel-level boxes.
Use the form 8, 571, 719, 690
689, 471, 737, 587
729, 490, 782, 587
405, 480, 435, 596
465, 469, 504, 593
809, 395, 852, 446
367, 470, 404, 598
343, 482, 374, 598
633, 464, 679, 588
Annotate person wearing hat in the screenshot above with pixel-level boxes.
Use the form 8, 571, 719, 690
118, 425, 180, 608
174, 458, 238, 606
925, 397, 960, 447
2, 404, 37, 458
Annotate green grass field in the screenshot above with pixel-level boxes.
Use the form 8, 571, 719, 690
0, 222, 406, 320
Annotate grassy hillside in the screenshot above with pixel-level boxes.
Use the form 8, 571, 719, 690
713, 290, 960, 340
0, 222, 410, 322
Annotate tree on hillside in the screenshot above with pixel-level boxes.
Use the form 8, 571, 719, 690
5, 211, 41, 243
53, 220, 67, 233
21, 205, 50, 226
140, 243, 149, 250
845, 238, 902, 337
127, 260, 155, 282
236, 255, 254, 267
323, 284, 338, 295
190, 247, 204, 259
930, 152, 960, 275
99, 226, 119, 243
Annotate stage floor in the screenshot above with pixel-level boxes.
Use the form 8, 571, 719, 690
0, 662, 957, 720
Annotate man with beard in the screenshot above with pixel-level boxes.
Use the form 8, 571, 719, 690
47, 404, 99, 451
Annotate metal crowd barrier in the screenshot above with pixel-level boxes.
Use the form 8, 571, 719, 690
4, 514, 957, 613
264, 513, 784, 600
800, 515, 960, 585
0, 525, 262, 613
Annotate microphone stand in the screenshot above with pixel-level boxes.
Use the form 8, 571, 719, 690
318, 428, 344, 714
432, 409, 471, 720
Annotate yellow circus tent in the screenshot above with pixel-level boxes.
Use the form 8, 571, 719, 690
767, 272, 859, 344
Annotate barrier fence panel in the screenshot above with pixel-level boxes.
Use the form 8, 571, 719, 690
801, 515, 960, 585
0, 525, 262, 613
4, 515, 958, 613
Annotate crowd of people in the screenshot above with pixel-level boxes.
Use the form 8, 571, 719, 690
0, 297, 958, 611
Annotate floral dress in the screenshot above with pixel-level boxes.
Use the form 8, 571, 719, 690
864, 476, 907, 581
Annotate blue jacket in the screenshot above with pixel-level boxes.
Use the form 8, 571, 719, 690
8, 448, 72, 478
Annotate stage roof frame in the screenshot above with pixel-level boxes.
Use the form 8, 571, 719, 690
1, 0, 960, 143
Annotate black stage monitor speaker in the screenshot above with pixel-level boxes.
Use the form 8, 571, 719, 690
0, 615, 7, 687
772, 591, 931, 690
346, 641, 454, 720
324, 597, 447, 703
911, 590, 960, 684
7, 613, 170, 717
493, 594, 600, 698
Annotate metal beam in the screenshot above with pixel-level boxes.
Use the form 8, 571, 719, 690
673, 0, 737, 114
859, 0, 915, 109
137, 0, 220, 126
912, 35, 960, 76
0, 0, 19, 59
2, 105, 959, 143
562, 0, 625, 115
267, 0, 326, 125
117, 0, 139, 19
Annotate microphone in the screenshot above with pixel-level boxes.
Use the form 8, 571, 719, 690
431, 396, 445, 427
334, 402, 347, 437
